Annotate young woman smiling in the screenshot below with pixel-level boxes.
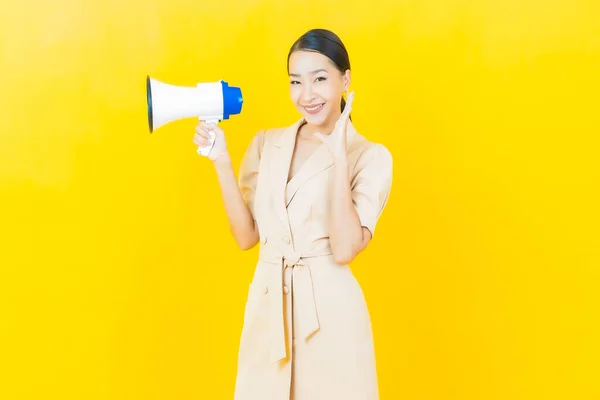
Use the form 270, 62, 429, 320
194, 28, 393, 400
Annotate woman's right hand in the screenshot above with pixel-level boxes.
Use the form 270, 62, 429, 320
193, 121, 230, 163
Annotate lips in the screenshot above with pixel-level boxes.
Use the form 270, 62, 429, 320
303, 103, 325, 115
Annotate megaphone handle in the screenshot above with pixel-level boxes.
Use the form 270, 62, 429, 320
197, 118, 218, 157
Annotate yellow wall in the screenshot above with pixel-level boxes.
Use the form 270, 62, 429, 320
1, 0, 599, 399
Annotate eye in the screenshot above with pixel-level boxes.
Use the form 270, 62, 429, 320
290, 80, 300, 85
315, 76, 327, 82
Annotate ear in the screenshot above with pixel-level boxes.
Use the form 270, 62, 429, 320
343, 69, 351, 91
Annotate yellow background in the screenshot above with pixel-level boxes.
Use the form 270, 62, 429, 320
1, 0, 599, 399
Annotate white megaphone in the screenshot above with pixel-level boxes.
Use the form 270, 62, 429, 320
146, 75, 244, 156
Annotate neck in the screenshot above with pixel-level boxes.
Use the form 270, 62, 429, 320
301, 111, 342, 137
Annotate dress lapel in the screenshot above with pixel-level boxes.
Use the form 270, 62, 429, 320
269, 119, 304, 232
284, 119, 359, 207
285, 143, 332, 207
268, 118, 360, 226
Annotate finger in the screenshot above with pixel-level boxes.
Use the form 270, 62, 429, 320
197, 122, 219, 134
313, 132, 326, 143
202, 123, 224, 137
193, 134, 212, 146
195, 138, 211, 147
201, 122, 220, 131
197, 121, 219, 134
343, 91, 354, 116
195, 131, 213, 141
337, 107, 350, 127
195, 127, 209, 136
346, 90, 355, 107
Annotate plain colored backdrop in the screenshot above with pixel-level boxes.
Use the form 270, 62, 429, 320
1, 0, 599, 399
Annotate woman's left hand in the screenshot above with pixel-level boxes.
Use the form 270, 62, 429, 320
314, 91, 354, 160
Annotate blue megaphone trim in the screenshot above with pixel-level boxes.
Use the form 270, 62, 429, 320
221, 80, 243, 119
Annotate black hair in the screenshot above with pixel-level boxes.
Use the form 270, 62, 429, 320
287, 28, 351, 115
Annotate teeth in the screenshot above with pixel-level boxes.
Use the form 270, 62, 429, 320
306, 103, 324, 111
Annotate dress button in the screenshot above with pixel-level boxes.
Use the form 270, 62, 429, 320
283, 286, 289, 294
283, 236, 290, 244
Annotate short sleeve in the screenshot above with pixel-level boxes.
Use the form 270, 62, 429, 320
351, 143, 393, 237
238, 130, 266, 220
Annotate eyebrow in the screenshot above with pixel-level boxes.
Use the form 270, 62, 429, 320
289, 68, 328, 77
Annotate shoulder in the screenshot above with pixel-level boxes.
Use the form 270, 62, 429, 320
248, 120, 295, 143
259, 126, 287, 142
247, 119, 301, 151
245, 127, 281, 154
349, 129, 393, 172
244, 127, 278, 152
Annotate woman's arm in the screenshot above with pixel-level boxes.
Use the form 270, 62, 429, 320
194, 121, 260, 250
312, 92, 372, 264
328, 155, 371, 264
213, 156, 260, 250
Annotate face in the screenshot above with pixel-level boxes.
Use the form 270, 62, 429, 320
288, 50, 350, 130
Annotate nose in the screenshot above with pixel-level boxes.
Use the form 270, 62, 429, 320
300, 83, 314, 103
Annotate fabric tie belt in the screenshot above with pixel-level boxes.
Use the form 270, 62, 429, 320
258, 245, 332, 364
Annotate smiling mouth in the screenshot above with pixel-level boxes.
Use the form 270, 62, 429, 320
304, 103, 325, 113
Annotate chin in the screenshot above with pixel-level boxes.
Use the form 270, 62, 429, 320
300, 103, 332, 127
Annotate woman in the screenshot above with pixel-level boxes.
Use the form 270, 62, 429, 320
194, 28, 393, 400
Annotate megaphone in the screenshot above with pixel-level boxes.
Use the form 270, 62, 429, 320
146, 75, 243, 156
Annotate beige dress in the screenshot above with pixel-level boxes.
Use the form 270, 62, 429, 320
233, 118, 393, 400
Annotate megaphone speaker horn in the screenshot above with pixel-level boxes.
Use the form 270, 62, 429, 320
145, 75, 243, 156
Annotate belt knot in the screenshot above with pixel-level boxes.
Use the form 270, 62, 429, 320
267, 250, 320, 364
282, 252, 304, 268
